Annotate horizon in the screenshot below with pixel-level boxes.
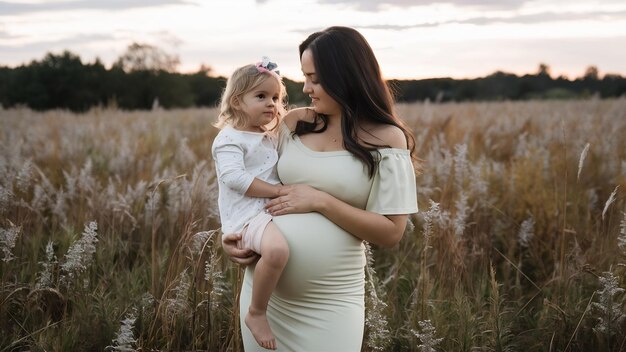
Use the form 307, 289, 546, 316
1, 0, 626, 81
1, 50, 611, 82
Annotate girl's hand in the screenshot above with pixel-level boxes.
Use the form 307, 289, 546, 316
265, 184, 326, 216
221, 232, 260, 265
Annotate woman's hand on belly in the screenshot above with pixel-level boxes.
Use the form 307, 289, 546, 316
222, 232, 260, 265
265, 184, 326, 216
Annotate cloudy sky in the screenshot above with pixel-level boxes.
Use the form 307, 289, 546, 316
1, 0, 625, 80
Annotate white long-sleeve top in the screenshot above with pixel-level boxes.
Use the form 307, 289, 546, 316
211, 126, 281, 233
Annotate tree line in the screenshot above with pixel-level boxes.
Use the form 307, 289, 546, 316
1, 45, 624, 112
390, 64, 626, 103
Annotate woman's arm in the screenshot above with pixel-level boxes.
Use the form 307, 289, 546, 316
283, 107, 316, 130
266, 185, 407, 247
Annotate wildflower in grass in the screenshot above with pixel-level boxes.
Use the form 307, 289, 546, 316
205, 248, 227, 311
176, 137, 197, 167
188, 230, 215, 259
122, 181, 148, 208
63, 170, 77, 200
138, 291, 153, 306
166, 268, 191, 319
137, 292, 156, 328
166, 177, 193, 219
111, 182, 143, 230
30, 173, 56, 213
469, 158, 488, 202
36, 240, 57, 289
423, 200, 441, 241
518, 217, 535, 248
60, 221, 98, 287
413, 319, 443, 352
106, 310, 138, 352
405, 216, 415, 234
105, 180, 117, 209
191, 161, 212, 195
591, 271, 626, 337
206, 177, 221, 221
0, 184, 11, 213
109, 140, 133, 174
51, 190, 68, 225
16, 159, 33, 193
0, 223, 21, 262
363, 242, 390, 351
453, 192, 469, 237
436, 209, 451, 230
619, 212, 626, 255
577, 142, 590, 181
602, 185, 619, 221
453, 144, 468, 190
144, 188, 161, 222
437, 148, 453, 184
31, 184, 49, 213
78, 158, 96, 194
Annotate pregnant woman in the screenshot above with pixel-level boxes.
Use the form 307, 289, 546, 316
222, 26, 419, 351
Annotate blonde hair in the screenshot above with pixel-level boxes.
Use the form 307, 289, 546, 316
214, 64, 287, 130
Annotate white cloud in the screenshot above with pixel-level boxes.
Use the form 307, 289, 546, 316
0, 0, 195, 16
316, 0, 527, 11
352, 9, 626, 29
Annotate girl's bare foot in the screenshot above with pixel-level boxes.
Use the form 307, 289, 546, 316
245, 310, 276, 350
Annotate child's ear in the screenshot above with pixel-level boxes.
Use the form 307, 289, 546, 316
230, 96, 241, 110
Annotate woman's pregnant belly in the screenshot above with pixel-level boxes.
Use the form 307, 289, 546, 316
271, 213, 366, 301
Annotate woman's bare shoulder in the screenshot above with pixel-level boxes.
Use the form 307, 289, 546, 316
361, 123, 408, 149
283, 107, 316, 131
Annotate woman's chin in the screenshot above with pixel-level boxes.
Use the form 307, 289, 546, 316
310, 104, 323, 114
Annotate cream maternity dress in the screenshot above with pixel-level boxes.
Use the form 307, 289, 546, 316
240, 122, 417, 351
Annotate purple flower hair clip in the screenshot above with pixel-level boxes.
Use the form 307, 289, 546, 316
256, 56, 280, 76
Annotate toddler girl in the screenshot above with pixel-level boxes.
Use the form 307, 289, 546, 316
212, 57, 288, 351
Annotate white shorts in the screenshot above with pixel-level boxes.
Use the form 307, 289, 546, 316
238, 212, 273, 254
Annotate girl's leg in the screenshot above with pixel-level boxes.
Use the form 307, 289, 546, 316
245, 221, 289, 350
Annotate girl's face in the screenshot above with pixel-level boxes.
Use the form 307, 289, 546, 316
301, 49, 341, 118
236, 76, 281, 132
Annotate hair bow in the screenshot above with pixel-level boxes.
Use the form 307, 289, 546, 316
256, 56, 280, 76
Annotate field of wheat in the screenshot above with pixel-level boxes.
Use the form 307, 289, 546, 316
1, 99, 625, 351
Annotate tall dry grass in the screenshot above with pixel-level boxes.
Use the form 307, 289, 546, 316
1, 99, 625, 351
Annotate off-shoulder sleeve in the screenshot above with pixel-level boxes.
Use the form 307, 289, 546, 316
366, 149, 418, 215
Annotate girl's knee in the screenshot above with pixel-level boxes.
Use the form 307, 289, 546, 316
265, 242, 289, 267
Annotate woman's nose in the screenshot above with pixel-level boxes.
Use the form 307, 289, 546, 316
302, 82, 312, 94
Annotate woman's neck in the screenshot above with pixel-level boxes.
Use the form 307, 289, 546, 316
324, 114, 342, 131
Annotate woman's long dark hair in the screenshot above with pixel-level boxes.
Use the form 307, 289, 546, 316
297, 26, 416, 177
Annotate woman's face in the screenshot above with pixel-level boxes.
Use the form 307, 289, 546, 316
301, 49, 341, 117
